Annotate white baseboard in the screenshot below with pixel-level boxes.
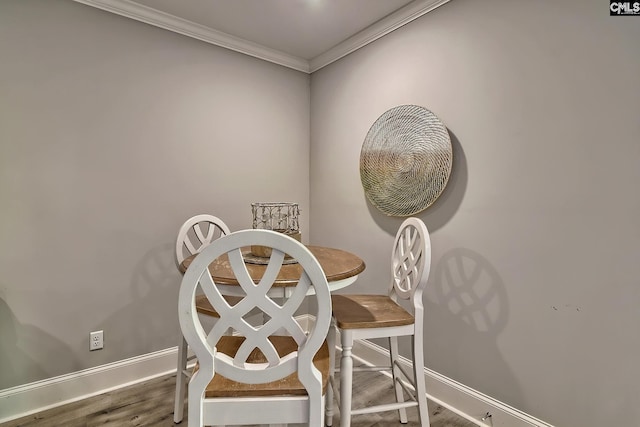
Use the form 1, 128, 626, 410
0, 347, 179, 424
0, 315, 553, 427
352, 339, 554, 427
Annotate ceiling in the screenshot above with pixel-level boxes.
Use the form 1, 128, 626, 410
74, 0, 450, 73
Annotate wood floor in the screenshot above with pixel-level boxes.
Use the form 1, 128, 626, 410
2, 371, 478, 427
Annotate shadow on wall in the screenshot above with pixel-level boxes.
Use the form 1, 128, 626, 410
98, 242, 181, 361
367, 130, 467, 234
0, 242, 192, 391
0, 295, 79, 389
424, 248, 522, 407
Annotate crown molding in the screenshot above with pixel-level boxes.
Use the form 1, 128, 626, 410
73, 0, 451, 74
73, 0, 310, 73
309, 0, 451, 72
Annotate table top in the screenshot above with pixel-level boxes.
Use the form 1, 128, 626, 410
180, 245, 365, 287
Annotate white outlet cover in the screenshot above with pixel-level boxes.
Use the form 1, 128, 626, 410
90, 330, 103, 351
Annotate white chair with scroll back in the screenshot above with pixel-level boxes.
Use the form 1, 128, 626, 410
179, 229, 332, 427
173, 214, 231, 423
326, 217, 432, 427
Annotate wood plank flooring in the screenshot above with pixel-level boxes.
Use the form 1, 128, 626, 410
2, 371, 478, 427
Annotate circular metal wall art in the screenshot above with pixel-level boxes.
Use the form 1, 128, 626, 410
360, 105, 452, 217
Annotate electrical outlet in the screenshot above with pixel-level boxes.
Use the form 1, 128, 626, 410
90, 330, 103, 351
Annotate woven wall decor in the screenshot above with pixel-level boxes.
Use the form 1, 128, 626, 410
360, 105, 452, 216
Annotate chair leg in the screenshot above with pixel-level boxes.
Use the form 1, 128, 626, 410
325, 321, 336, 426
412, 335, 430, 426
389, 336, 408, 423
309, 387, 325, 427
188, 378, 205, 427
339, 329, 354, 427
174, 335, 189, 423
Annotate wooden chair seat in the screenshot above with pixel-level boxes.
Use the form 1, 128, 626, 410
194, 294, 244, 318
331, 294, 414, 329
200, 336, 330, 398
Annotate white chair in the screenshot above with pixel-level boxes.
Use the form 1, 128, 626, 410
175, 214, 231, 270
179, 229, 332, 427
326, 217, 431, 427
174, 214, 231, 423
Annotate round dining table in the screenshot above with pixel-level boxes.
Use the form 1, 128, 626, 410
180, 245, 366, 298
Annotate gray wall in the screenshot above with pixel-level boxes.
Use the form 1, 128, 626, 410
2, 0, 639, 426
310, 0, 640, 426
0, 0, 310, 388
